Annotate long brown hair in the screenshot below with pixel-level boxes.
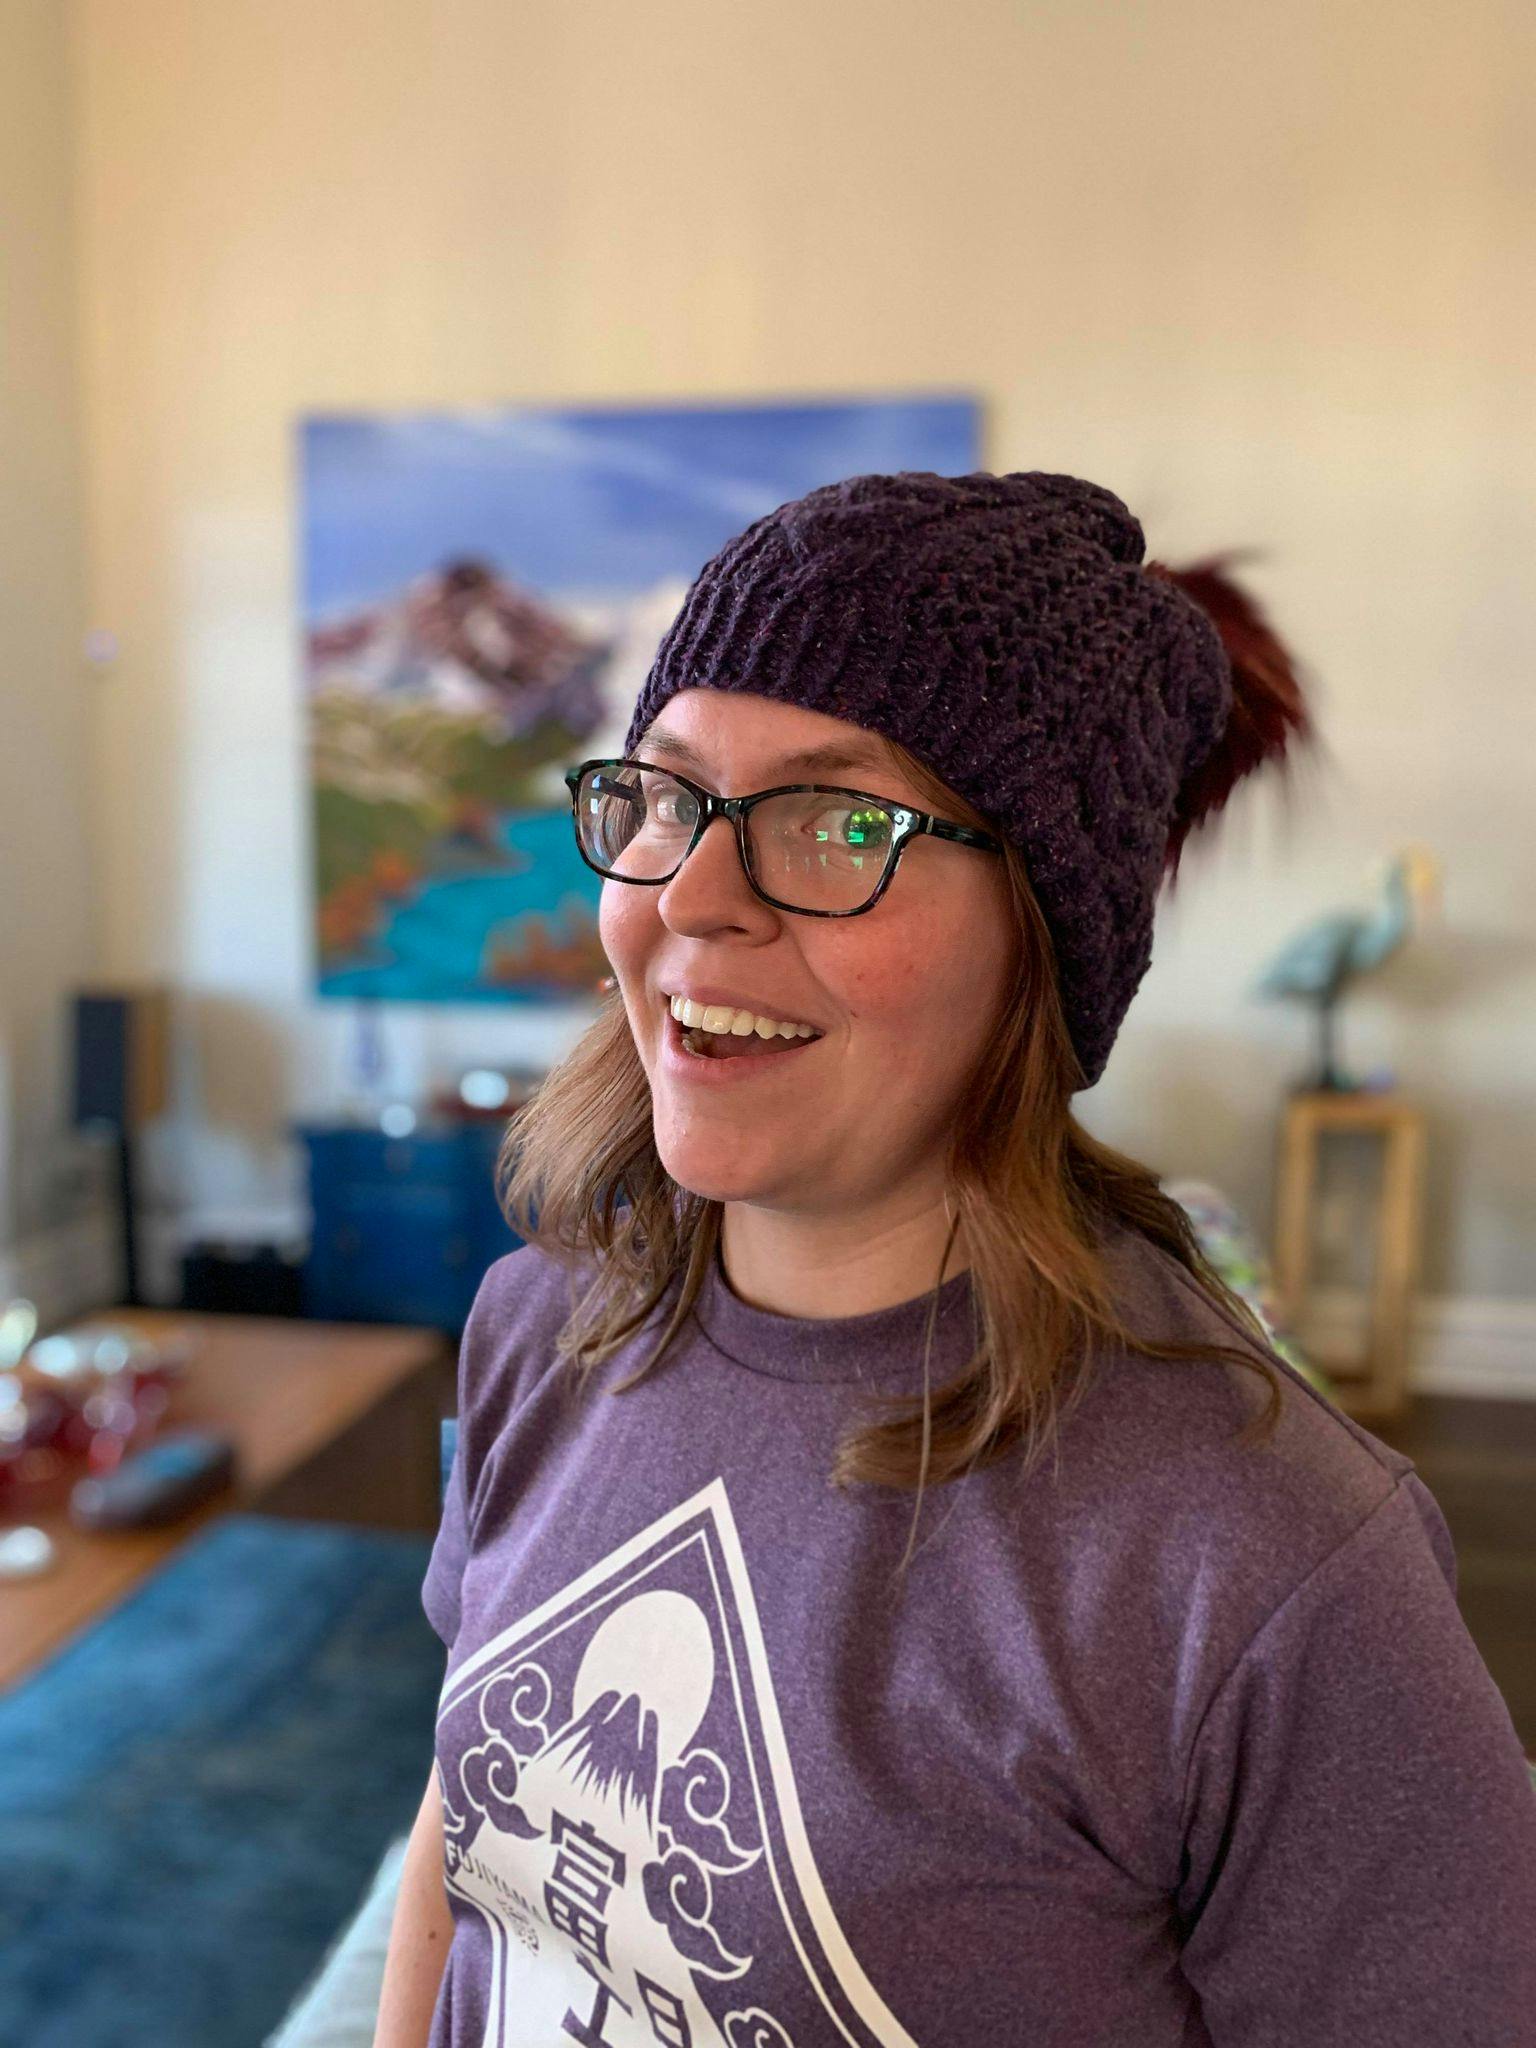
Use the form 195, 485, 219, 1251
498, 725, 1294, 1529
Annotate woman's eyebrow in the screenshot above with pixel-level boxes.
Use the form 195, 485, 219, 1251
637, 728, 892, 780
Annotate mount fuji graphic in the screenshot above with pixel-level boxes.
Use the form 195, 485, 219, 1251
434, 1480, 920, 2048
542, 1685, 663, 1829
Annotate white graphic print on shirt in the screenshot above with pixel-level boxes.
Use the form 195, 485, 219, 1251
434, 1478, 916, 2048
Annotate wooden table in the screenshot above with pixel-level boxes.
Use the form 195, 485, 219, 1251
1, 1309, 453, 1693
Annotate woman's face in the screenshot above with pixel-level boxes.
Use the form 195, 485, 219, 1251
599, 688, 1020, 1220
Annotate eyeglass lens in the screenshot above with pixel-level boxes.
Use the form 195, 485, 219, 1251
575, 763, 894, 912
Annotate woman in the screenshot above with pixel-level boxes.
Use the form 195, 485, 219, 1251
375, 471, 1536, 2047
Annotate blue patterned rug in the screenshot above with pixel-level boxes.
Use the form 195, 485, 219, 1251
0, 1513, 444, 2048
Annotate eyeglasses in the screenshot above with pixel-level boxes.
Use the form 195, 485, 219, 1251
564, 757, 1003, 918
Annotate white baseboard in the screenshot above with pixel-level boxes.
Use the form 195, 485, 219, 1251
1296, 1289, 1536, 1400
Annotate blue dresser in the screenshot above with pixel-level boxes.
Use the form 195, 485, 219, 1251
298, 1121, 523, 1331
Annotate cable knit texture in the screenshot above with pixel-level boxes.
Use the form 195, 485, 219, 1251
623, 470, 1234, 1089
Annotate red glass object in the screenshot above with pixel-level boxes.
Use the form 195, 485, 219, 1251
0, 1326, 192, 1517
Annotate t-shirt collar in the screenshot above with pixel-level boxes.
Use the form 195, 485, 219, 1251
688, 1236, 981, 1385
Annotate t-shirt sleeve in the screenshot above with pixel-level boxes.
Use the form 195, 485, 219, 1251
1175, 1471, 1536, 2044
420, 1246, 550, 1655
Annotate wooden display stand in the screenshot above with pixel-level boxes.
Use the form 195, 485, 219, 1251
1273, 1091, 1426, 1421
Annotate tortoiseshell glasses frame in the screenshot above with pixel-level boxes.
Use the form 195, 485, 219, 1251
565, 756, 1003, 918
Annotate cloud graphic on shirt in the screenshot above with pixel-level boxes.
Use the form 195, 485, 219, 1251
659, 1746, 760, 1876
643, 1839, 753, 1981
459, 1731, 541, 1842
724, 2009, 796, 2048
446, 1659, 556, 1845
481, 1660, 553, 1755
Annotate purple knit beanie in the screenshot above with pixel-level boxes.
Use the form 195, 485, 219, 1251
622, 470, 1259, 1090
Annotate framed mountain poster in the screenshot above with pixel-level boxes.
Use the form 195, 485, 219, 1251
300, 394, 982, 1003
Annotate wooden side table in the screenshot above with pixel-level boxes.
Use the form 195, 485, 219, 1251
0, 1310, 453, 1692
1273, 1091, 1426, 1421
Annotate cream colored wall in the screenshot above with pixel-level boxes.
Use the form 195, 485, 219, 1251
65, 0, 1535, 1299
0, 0, 95, 1252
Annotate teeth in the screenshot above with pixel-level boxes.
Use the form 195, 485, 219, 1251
670, 994, 818, 1040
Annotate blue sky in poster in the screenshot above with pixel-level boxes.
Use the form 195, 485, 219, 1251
299, 394, 982, 616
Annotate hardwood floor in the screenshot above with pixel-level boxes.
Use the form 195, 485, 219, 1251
1369, 1394, 1536, 1756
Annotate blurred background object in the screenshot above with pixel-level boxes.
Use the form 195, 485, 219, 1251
1254, 844, 1445, 1091
70, 986, 171, 1306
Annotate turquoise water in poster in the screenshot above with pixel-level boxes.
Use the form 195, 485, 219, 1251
317, 809, 600, 1003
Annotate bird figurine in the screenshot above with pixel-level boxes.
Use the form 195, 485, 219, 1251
1254, 845, 1442, 1092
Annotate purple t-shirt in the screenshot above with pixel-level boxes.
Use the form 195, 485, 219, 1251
421, 1227, 1536, 2047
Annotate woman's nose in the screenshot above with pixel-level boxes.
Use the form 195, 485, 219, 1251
658, 815, 764, 927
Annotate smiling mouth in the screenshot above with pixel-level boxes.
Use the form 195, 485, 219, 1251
667, 1009, 823, 1062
